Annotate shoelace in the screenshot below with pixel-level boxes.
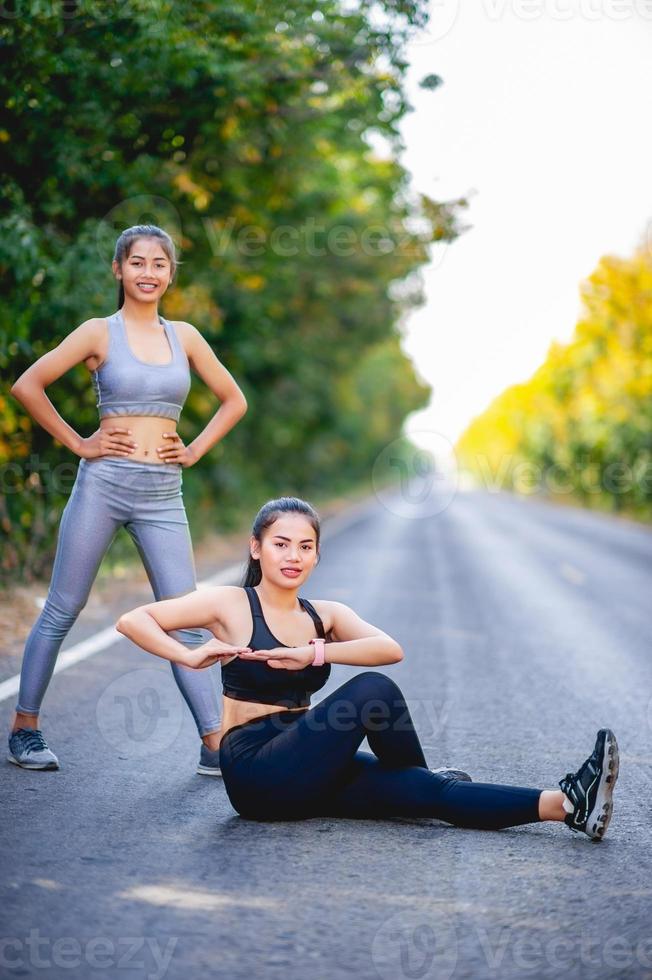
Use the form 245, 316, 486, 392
560, 774, 577, 802
14, 729, 48, 753
563, 753, 598, 793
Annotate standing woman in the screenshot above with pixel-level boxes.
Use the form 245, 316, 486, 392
115, 497, 619, 841
7, 224, 247, 774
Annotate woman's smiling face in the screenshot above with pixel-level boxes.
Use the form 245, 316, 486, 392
113, 237, 172, 302
252, 513, 320, 589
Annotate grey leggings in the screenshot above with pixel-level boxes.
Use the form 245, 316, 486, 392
15, 456, 221, 736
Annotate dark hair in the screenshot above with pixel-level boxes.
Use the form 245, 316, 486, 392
112, 224, 181, 308
241, 497, 321, 587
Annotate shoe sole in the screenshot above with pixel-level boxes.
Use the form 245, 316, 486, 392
7, 753, 59, 771
196, 765, 222, 776
585, 729, 619, 841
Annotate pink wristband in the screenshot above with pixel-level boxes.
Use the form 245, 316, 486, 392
309, 637, 325, 667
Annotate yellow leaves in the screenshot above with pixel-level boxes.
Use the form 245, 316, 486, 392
220, 117, 239, 141
173, 172, 212, 211
239, 274, 266, 291
231, 204, 256, 224
455, 242, 652, 507
163, 284, 224, 331
349, 189, 377, 215
239, 145, 262, 164
611, 403, 629, 423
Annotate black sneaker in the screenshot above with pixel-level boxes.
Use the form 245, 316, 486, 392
559, 728, 619, 841
7, 728, 59, 770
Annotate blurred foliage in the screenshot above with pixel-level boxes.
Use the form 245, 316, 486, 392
0, 0, 470, 584
455, 241, 652, 519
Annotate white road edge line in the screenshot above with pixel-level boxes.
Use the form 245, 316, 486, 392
0, 493, 378, 706
0, 563, 242, 706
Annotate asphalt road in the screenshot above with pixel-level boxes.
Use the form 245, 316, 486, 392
2, 485, 652, 980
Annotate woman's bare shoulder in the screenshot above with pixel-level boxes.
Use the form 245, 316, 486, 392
209, 584, 246, 613
304, 598, 344, 636
169, 319, 200, 354
75, 316, 111, 339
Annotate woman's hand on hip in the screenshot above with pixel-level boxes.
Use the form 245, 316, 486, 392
78, 427, 137, 458
237, 646, 314, 670
156, 432, 197, 466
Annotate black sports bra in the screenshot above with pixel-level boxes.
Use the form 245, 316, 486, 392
220, 586, 332, 708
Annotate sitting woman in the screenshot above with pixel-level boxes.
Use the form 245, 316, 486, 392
116, 496, 619, 840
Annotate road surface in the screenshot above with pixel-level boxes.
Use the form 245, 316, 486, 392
2, 485, 651, 980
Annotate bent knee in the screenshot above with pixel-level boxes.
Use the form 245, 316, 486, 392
347, 670, 402, 700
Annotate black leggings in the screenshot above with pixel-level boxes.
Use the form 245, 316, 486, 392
219, 672, 543, 828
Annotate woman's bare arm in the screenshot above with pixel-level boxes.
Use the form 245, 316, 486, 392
116, 585, 250, 668
238, 600, 404, 669
324, 602, 404, 665
175, 322, 248, 464
10, 319, 135, 457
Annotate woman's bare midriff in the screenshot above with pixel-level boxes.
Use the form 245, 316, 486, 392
220, 694, 307, 743
99, 416, 178, 463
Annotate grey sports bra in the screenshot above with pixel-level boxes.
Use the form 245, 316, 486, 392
91, 309, 191, 422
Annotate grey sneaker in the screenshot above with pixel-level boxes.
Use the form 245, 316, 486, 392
8, 728, 59, 770
196, 743, 222, 776
430, 766, 472, 782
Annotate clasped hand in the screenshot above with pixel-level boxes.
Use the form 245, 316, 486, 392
185, 639, 313, 670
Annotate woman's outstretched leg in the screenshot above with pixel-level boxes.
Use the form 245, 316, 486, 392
14, 468, 122, 722
9, 462, 123, 769
315, 751, 543, 829
298, 729, 619, 839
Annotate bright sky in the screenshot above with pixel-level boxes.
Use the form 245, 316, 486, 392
396, 1, 652, 458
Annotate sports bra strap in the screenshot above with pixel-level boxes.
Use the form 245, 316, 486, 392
244, 586, 266, 621
298, 597, 326, 639
244, 587, 325, 639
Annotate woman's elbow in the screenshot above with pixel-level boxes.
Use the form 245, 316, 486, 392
385, 641, 404, 664
116, 611, 137, 636
10, 378, 29, 402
